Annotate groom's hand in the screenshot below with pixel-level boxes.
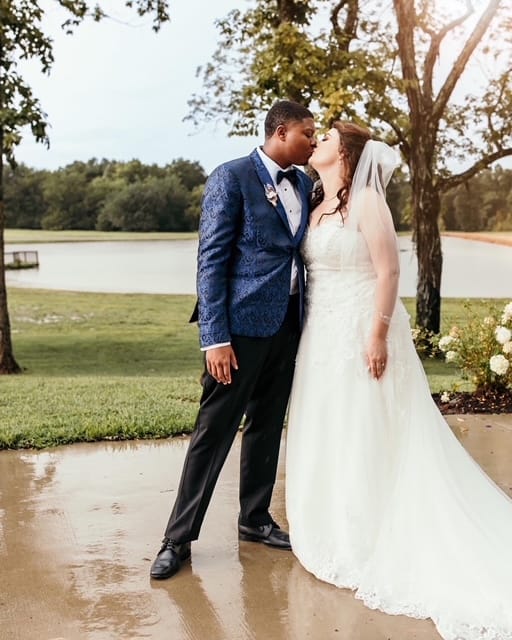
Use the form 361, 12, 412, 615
206, 345, 239, 385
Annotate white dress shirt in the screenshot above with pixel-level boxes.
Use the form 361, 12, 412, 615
255, 146, 302, 294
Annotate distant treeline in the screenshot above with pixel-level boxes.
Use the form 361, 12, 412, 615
388, 164, 512, 232
4, 158, 206, 232
4, 159, 512, 232
440, 165, 512, 231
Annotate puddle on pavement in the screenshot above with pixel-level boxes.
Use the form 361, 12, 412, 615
0, 419, 511, 639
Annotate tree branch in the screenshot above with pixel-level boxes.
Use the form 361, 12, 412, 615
432, 0, 501, 124
439, 148, 512, 192
393, 0, 422, 122
331, 0, 359, 50
276, 0, 310, 25
388, 122, 411, 163
422, 1, 474, 100
383, 118, 410, 160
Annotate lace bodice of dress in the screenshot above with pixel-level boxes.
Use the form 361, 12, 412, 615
303, 218, 378, 274
302, 219, 377, 313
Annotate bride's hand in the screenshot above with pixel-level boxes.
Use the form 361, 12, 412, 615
366, 336, 388, 380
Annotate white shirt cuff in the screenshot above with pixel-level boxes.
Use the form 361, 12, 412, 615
201, 342, 231, 351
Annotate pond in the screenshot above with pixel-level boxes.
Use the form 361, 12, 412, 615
5, 236, 512, 299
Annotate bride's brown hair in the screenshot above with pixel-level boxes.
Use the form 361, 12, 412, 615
311, 121, 372, 220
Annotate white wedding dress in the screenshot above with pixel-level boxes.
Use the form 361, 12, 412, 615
285, 217, 512, 640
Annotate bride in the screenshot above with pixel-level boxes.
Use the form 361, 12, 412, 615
285, 121, 512, 640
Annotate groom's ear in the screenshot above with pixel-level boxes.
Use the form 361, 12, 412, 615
275, 124, 287, 141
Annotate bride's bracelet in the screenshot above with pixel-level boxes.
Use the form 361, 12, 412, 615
376, 310, 392, 325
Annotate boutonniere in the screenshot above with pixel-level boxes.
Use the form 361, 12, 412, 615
264, 183, 279, 207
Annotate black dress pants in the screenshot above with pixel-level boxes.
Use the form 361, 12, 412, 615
164, 295, 300, 543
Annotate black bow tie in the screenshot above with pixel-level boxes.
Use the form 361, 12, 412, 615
276, 168, 298, 187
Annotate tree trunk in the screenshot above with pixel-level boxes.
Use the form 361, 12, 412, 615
0, 132, 22, 374
393, 0, 445, 335
411, 159, 443, 335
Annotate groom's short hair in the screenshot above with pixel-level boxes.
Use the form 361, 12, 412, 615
264, 100, 314, 138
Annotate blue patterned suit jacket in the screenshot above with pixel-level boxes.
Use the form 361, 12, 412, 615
195, 148, 312, 348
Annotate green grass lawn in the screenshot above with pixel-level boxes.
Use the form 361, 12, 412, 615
0, 289, 506, 450
1, 290, 202, 449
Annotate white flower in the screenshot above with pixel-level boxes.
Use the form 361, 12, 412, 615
439, 335, 455, 351
440, 391, 450, 403
445, 350, 458, 363
501, 302, 512, 324
264, 183, 279, 207
489, 354, 510, 376
503, 341, 512, 355
495, 326, 512, 345
411, 328, 420, 340
483, 316, 496, 326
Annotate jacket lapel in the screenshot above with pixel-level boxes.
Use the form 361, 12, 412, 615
294, 174, 310, 246
250, 149, 294, 238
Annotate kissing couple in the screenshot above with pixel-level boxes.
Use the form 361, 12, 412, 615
150, 100, 512, 640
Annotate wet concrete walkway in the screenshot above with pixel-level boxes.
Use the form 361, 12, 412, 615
1, 413, 512, 640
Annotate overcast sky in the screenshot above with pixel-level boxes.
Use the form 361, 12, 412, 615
17, 0, 261, 174
16, 1, 510, 175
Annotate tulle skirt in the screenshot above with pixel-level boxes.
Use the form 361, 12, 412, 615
286, 276, 512, 640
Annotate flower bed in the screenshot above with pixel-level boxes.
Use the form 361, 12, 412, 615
433, 388, 512, 414
438, 301, 512, 389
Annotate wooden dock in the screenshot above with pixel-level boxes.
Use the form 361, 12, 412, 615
5, 250, 39, 269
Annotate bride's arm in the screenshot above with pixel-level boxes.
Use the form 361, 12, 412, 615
358, 189, 400, 379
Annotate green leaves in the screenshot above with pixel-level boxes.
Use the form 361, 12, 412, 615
188, 1, 375, 135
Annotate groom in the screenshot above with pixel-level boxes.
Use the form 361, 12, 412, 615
150, 100, 316, 580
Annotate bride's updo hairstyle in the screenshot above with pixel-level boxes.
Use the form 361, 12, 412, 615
311, 121, 371, 220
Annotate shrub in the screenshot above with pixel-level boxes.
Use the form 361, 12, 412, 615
437, 301, 512, 393
411, 326, 441, 359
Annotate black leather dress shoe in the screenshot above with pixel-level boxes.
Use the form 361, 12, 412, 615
238, 522, 291, 550
150, 538, 191, 580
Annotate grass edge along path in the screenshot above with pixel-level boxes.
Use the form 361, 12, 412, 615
441, 231, 512, 247
0, 288, 507, 450
5, 228, 511, 246
0, 375, 200, 450
5, 229, 197, 244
